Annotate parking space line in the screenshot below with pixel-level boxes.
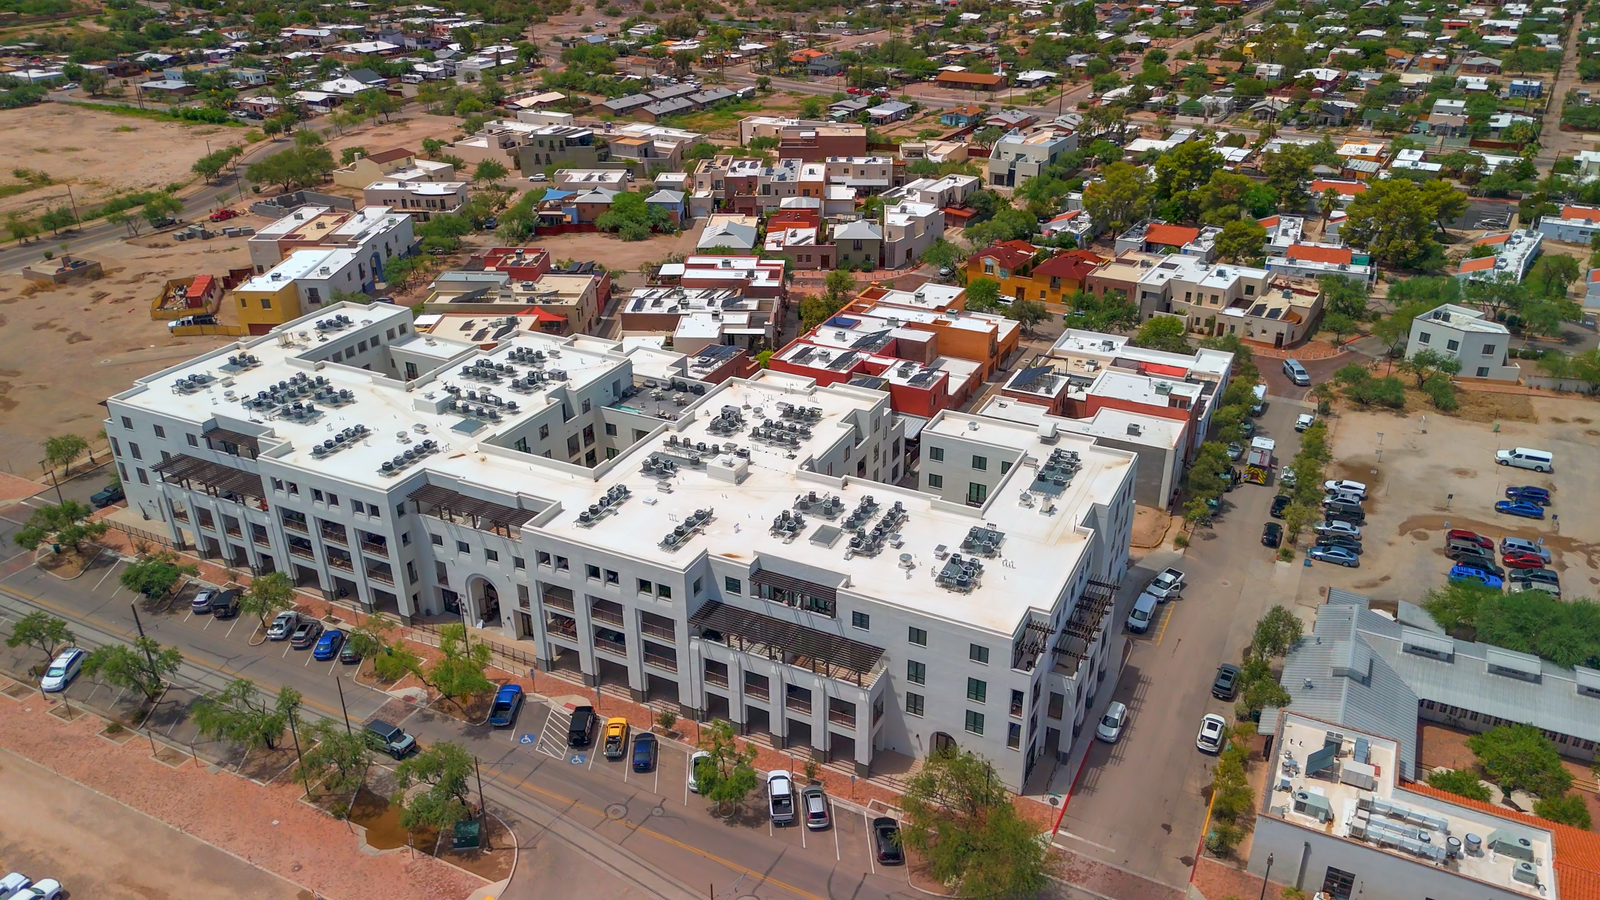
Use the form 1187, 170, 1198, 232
831, 803, 840, 860
1153, 603, 1176, 647
653, 759, 659, 795
281, 641, 292, 659
182, 610, 193, 623
303, 650, 313, 667
202, 614, 215, 630
91, 555, 120, 592
799, 817, 806, 848
328, 660, 338, 676
224, 618, 240, 639
863, 811, 876, 875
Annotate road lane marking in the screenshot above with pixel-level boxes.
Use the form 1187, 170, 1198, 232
1152, 603, 1176, 647
1054, 832, 1119, 854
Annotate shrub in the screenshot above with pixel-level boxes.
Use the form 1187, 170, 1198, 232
1422, 373, 1459, 411
1205, 822, 1244, 855
1533, 793, 1593, 829
1173, 533, 1190, 548
1427, 767, 1491, 802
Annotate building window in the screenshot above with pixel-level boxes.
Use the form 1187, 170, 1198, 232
539, 424, 550, 440
970, 643, 990, 665
927, 473, 944, 488
1483, 344, 1496, 356
967, 482, 988, 504
538, 551, 552, 566
555, 556, 569, 571
1011, 689, 1025, 717
693, 577, 703, 595
909, 626, 927, 646
605, 569, 619, 585
153, 425, 165, 439
456, 541, 469, 554
967, 678, 987, 703
1417, 331, 1431, 344
587, 564, 601, 580
121, 416, 133, 430
725, 576, 742, 595
906, 692, 925, 717
851, 611, 870, 630
129, 442, 142, 460
1477, 366, 1490, 377
972, 455, 986, 471
656, 583, 671, 599
605, 423, 617, 436
928, 446, 944, 462
187, 433, 198, 447
1007, 722, 1022, 749
1000, 460, 1012, 474
514, 556, 525, 570
582, 398, 592, 413
907, 660, 926, 685
964, 710, 984, 736
638, 578, 652, 595
1446, 339, 1460, 352
431, 533, 443, 546
137, 468, 149, 484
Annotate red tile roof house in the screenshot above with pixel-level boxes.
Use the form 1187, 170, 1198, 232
1114, 221, 1211, 258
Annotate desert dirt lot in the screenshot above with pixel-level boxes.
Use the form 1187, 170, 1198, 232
1303, 392, 1600, 607
0, 231, 252, 471
0, 105, 253, 220
0, 748, 302, 899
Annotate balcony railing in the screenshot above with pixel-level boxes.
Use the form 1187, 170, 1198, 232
591, 607, 625, 627
828, 708, 857, 728
320, 525, 347, 545
594, 635, 627, 657
251, 532, 271, 548
328, 555, 355, 572
785, 696, 813, 715
547, 616, 577, 639
282, 517, 308, 533
172, 508, 190, 523
641, 621, 675, 641
224, 523, 242, 538
366, 566, 395, 585
745, 683, 769, 701
543, 593, 574, 613
289, 545, 315, 561
705, 669, 729, 688
360, 538, 388, 556
643, 652, 678, 673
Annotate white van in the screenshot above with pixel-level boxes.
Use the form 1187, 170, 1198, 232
1126, 591, 1159, 634
1282, 359, 1310, 386
1250, 383, 1267, 416
1496, 447, 1553, 473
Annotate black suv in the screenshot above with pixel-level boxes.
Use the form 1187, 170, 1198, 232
1315, 535, 1363, 555
568, 705, 597, 747
1270, 495, 1290, 519
1212, 663, 1241, 701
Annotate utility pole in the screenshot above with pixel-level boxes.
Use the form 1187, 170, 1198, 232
335, 674, 352, 734
129, 602, 159, 674
289, 713, 308, 797
64, 184, 81, 226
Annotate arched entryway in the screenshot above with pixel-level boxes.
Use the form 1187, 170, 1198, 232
465, 576, 501, 627
932, 731, 957, 755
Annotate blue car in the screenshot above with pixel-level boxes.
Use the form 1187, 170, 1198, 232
1504, 486, 1551, 505
311, 628, 345, 661
1449, 564, 1504, 590
488, 684, 524, 728
632, 732, 658, 772
1494, 499, 1545, 519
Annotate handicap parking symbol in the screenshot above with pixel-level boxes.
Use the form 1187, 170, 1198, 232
570, 753, 586, 765
519, 734, 536, 744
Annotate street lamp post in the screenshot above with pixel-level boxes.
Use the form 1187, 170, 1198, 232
1259, 852, 1275, 900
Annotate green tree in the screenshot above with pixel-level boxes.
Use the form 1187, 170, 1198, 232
1370, 300, 1433, 359
83, 637, 182, 703
695, 719, 760, 815
900, 747, 1048, 900
920, 238, 964, 273
1319, 277, 1372, 320
964, 276, 1002, 312
473, 159, 509, 185
1320, 312, 1357, 346
1129, 316, 1190, 353
1261, 146, 1313, 212
11, 500, 107, 554
240, 571, 296, 633
119, 551, 198, 600
1427, 768, 1492, 802
1248, 605, 1303, 662
1468, 724, 1573, 798
1343, 178, 1444, 270
4, 611, 75, 664
1065, 289, 1141, 332
1007, 298, 1049, 333
798, 96, 824, 118
425, 623, 493, 712
1533, 793, 1593, 829
393, 741, 476, 832
141, 192, 183, 227
191, 678, 302, 750
1213, 218, 1266, 263
1401, 348, 1461, 388
1082, 161, 1151, 237
296, 718, 376, 795
1151, 140, 1225, 222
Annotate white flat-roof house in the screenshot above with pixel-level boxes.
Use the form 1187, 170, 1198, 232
1406, 303, 1520, 381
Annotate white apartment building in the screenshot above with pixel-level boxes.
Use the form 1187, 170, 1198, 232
247, 206, 414, 275
363, 181, 469, 220
1406, 303, 1520, 381
106, 303, 1137, 789
987, 130, 1077, 188
883, 201, 945, 269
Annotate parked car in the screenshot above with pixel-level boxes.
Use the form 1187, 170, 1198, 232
1494, 499, 1545, 519
802, 784, 830, 830
211, 589, 240, 618
1456, 556, 1505, 577
1295, 413, 1316, 432
1449, 564, 1504, 590
1509, 579, 1560, 598
338, 637, 363, 664
1308, 545, 1360, 567
1212, 663, 1241, 701
1502, 550, 1547, 569
0, 875, 27, 896
1505, 485, 1552, 505
1500, 536, 1551, 562
190, 588, 218, 614
267, 611, 300, 640
688, 749, 712, 793
568, 705, 598, 747
1314, 520, 1362, 538
1096, 700, 1128, 743
40, 647, 85, 692
1447, 542, 1496, 564
289, 620, 324, 649
1226, 442, 1243, 460
1270, 495, 1290, 519
366, 719, 417, 759
312, 628, 345, 660
872, 817, 904, 864
1261, 522, 1283, 548
528, 173, 547, 182
209, 208, 239, 222
1315, 535, 1363, 555
1324, 479, 1368, 498
1447, 529, 1493, 549
7, 879, 61, 900
603, 717, 630, 759
89, 482, 124, 508
1515, 567, 1560, 588
489, 684, 525, 727
1145, 567, 1185, 601
1196, 714, 1228, 753
767, 769, 796, 826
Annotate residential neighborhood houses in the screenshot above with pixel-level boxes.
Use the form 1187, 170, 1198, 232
12, 0, 1600, 897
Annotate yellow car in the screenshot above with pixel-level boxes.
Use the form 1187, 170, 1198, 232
602, 716, 630, 759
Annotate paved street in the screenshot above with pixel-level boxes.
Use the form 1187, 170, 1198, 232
1051, 391, 1309, 890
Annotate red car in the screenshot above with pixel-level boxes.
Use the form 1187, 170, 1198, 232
1502, 551, 1547, 569
209, 208, 239, 222
1447, 529, 1492, 549
846, 86, 866, 95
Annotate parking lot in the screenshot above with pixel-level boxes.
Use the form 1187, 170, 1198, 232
1300, 393, 1600, 606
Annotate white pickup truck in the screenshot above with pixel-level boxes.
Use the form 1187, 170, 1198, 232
1145, 567, 1185, 602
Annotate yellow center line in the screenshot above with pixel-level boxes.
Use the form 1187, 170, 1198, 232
1152, 601, 1176, 647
